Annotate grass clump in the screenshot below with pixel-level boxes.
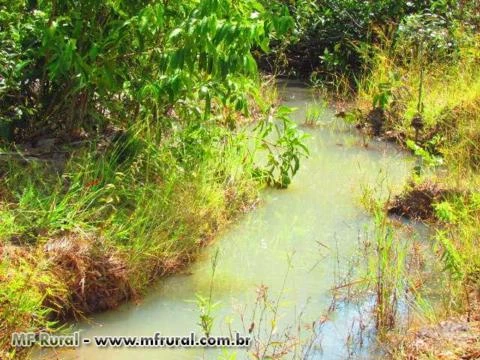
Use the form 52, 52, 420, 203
303, 101, 328, 127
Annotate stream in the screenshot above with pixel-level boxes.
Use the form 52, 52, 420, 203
42, 83, 422, 360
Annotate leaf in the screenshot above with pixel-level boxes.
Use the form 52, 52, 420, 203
169, 28, 183, 42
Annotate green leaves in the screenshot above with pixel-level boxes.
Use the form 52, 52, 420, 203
373, 82, 393, 110
0, 0, 305, 187
1, 0, 291, 133
270, 10, 294, 37
255, 105, 309, 188
437, 230, 465, 280
406, 140, 444, 168
47, 38, 78, 80
168, 28, 183, 42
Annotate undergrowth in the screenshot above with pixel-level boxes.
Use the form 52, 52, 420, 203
0, 1, 312, 358
0, 117, 263, 356
354, 11, 480, 357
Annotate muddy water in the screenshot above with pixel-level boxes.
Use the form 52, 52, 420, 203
47, 84, 418, 359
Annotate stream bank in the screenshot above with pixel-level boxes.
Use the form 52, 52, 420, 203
36, 83, 427, 360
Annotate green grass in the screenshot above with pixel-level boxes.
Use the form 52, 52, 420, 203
0, 117, 260, 357
304, 101, 328, 126
355, 26, 480, 346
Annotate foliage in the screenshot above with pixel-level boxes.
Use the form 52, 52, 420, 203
261, 1, 421, 79
372, 81, 395, 110
259, 0, 479, 86
0, 0, 308, 186
356, 0, 480, 333
406, 140, 443, 169
0, 252, 64, 359
0, 1, 311, 357
0, 0, 291, 139
396, 11, 457, 63
254, 105, 309, 188
304, 100, 327, 126
358, 18, 480, 154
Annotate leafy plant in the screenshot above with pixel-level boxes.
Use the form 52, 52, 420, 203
434, 201, 457, 223
255, 105, 309, 188
0, 0, 292, 139
406, 139, 444, 168
436, 230, 464, 280
373, 82, 394, 110
261, 0, 446, 80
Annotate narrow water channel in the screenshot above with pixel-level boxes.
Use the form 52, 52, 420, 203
46, 83, 419, 359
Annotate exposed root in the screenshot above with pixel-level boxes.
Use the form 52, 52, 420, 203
367, 107, 387, 136
44, 235, 134, 319
388, 181, 457, 221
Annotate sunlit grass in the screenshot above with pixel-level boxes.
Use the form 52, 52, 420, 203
0, 118, 260, 357
356, 28, 480, 334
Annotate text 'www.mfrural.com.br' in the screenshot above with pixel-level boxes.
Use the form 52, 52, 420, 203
12, 332, 252, 348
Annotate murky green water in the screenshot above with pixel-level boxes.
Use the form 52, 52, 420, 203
43, 83, 418, 360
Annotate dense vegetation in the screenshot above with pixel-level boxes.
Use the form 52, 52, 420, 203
350, 2, 480, 358
0, 1, 306, 357
1, 0, 480, 358
263, 1, 479, 87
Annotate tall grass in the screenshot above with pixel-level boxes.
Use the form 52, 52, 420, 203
303, 101, 328, 127
0, 117, 260, 357
371, 208, 406, 334
356, 22, 480, 339
357, 29, 480, 151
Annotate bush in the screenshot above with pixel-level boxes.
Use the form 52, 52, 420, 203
261, 0, 477, 84
0, 0, 290, 140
